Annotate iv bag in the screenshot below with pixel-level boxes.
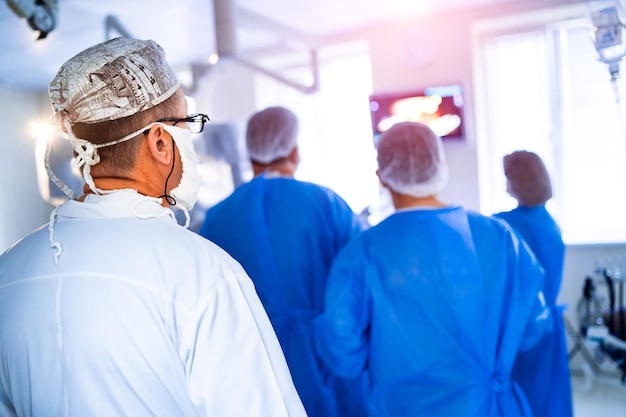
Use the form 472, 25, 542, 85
590, 1, 626, 64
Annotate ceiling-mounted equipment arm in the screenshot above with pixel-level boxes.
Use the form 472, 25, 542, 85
104, 14, 134, 40
213, 0, 320, 94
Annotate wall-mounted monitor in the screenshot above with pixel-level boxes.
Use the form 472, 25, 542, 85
369, 83, 464, 140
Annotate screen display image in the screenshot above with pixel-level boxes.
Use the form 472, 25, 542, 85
369, 84, 464, 140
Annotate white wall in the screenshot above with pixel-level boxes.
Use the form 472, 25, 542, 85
365, 10, 480, 210
0, 89, 53, 252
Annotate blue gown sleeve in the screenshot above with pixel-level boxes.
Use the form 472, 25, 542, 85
327, 188, 366, 241
508, 227, 552, 352
313, 240, 371, 379
519, 291, 552, 351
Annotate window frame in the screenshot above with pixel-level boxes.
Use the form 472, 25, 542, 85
473, 4, 626, 245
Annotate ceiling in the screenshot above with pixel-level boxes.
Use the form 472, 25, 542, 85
0, 0, 516, 91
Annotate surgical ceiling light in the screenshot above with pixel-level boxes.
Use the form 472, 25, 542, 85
589, 0, 626, 101
6, 0, 58, 40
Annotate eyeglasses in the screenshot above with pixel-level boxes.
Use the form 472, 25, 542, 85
156, 113, 210, 133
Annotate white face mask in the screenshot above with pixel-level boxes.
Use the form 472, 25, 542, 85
160, 124, 200, 212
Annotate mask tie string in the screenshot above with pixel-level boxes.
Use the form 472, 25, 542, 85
44, 128, 77, 201
48, 206, 62, 265
131, 196, 178, 220
179, 206, 191, 229
131, 196, 191, 228
64, 119, 159, 196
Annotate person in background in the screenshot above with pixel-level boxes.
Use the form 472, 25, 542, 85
493, 150, 573, 417
314, 121, 550, 417
198, 106, 365, 417
0, 37, 305, 417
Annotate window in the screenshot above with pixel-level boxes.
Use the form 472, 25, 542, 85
474, 5, 626, 244
253, 40, 380, 215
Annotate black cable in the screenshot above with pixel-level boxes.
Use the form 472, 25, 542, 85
603, 268, 616, 334
619, 277, 624, 339
158, 139, 177, 206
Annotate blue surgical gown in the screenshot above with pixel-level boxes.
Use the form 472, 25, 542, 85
494, 205, 573, 417
198, 174, 364, 417
314, 206, 549, 417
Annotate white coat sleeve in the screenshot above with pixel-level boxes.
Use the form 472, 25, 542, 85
181, 265, 307, 417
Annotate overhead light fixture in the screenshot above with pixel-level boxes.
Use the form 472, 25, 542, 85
6, 0, 58, 40
589, 0, 626, 101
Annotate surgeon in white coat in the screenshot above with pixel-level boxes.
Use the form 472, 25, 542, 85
0, 37, 306, 417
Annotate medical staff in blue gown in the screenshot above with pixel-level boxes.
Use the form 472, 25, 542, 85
314, 122, 550, 417
494, 150, 573, 417
198, 106, 365, 417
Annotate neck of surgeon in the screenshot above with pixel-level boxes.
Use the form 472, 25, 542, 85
389, 190, 447, 210
251, 147, 299, 178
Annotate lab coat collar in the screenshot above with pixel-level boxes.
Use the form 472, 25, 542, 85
56, 189, 176, 222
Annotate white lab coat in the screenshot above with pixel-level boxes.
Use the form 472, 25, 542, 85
0, 189, 306, 417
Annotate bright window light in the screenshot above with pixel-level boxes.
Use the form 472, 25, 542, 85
253, 40, 379, 215
475, 10, 626, 245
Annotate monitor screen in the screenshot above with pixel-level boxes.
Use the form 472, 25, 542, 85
369, 84, 464, 140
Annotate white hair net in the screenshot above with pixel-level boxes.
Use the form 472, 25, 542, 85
503, 150, 552, 206
246, 106, 298, 164
49, 37, 180, 126
377, 122, 449, 198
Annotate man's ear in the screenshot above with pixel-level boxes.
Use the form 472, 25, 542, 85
376, 170, 393, 192
376, 169, 385, 186
144, 124, 173, 166
288, 146, 300, 165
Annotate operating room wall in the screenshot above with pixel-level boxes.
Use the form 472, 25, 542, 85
363, 0, 592, 211
366, 13, 480, 211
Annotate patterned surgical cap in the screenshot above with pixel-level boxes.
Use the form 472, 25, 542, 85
49, 37, 180, 125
